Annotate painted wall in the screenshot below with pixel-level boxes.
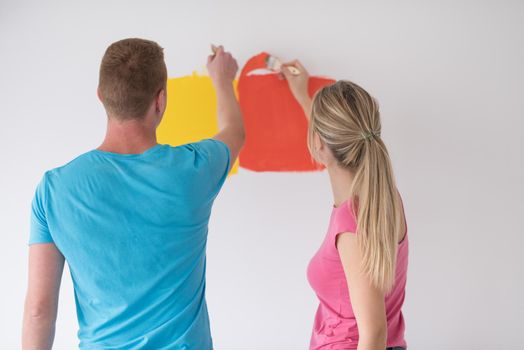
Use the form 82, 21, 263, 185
1, 1, 523, 349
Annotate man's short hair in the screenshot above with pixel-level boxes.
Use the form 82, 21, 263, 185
98, 38, 167, 120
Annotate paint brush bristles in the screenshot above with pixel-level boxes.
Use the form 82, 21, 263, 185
265, 55, 300, 75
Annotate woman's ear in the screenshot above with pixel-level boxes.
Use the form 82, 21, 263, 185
312, 132, 326, 164
314, 133, 336, 166
314, 132, 324, 153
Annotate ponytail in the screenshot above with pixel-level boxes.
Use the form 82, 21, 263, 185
350, 135, 402, 293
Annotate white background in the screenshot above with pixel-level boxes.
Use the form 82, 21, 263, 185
1, 0, 523, 349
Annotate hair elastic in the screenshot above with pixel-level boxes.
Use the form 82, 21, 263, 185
361, 130, 380, 140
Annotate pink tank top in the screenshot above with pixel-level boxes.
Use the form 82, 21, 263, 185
307, 199, 408, 349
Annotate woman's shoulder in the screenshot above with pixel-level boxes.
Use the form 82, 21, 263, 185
331, 200, 358, 236
331, 193, 407, 244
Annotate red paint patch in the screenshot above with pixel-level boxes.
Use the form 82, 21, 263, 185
238, 52, 335, 172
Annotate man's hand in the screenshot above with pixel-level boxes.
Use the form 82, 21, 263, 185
207, 45, 239, 88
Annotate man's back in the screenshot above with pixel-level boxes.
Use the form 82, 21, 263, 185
29, 140, 230, 349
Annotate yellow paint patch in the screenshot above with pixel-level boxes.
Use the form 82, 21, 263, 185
157, 72, 239, 174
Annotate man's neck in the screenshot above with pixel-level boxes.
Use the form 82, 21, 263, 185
98, 117, 158, 154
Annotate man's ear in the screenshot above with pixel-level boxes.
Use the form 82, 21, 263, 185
96, 87, 103, 102
156, 88, 166, 114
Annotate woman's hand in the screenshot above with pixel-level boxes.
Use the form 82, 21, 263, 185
280, 60, 312, 118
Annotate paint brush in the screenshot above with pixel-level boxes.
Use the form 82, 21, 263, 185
211, 44, 220, 56
266, 55, 300, 75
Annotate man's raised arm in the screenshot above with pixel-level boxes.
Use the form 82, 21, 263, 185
207, 45, 245, 168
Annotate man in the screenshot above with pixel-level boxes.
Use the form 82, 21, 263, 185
22, 38, 244, 349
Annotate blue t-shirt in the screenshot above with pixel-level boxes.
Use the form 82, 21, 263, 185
29, 140, 230, 350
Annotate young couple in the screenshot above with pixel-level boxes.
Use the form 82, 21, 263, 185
23, 38, 408, 350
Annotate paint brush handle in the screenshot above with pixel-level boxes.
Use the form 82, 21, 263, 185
285, 65, 301, 75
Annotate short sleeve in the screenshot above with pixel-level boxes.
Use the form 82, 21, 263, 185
29, 173, 54, 245
191, 139, 231, 199
331, 201, 358, 250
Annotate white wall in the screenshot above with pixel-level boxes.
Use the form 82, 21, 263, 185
1, 0, 523, 349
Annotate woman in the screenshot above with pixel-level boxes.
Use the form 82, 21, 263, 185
281, 62, 408, 350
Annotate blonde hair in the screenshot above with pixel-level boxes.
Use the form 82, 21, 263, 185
309, 80, 403, 292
